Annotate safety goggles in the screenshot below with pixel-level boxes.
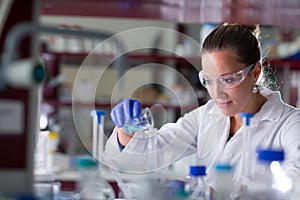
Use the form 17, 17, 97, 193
198, 63, 255, 89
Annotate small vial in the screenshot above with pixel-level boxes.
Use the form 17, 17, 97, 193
123, 107, 154, 134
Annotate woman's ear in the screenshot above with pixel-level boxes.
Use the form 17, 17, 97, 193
252, 62, 261, 82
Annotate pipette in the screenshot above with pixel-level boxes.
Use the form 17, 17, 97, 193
240, 112, 254, 179
90, 110, 106, 164
91, 110, 134, 198
231, 113, 254, 199
91, 109, 135, 199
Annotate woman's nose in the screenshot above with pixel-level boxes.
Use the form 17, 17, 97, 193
210, 80, 226, 98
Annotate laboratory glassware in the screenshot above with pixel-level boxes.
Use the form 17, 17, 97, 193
233, 112, 254, 199
71, 156, 115, 200
248, 149, 291, 200
90, 110, 106, 162
91, 110, 136, 199
239, 112, 254, 179
185, 166, 210, 200
123, 107, 154, 134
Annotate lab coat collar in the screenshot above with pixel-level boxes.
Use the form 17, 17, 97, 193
208, 100, 224, 116
255, 87, 284, 122
208, 87, 284, 122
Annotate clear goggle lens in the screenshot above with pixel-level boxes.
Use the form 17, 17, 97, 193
198, 63, 255, 89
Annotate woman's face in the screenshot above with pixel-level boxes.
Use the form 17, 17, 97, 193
201, 50, 258, 116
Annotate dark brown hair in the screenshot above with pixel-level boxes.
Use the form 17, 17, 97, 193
202, 23, 261, 66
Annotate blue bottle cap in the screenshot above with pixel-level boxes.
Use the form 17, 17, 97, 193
257, 149, 284, 162
214, 164, 233, 171
70, 156, 98, 170
239, 112, 254, 126
189, 166, 206, 176
90, 110, 106, 124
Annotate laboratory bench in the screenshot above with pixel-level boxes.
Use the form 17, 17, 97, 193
42, 152, 194, 198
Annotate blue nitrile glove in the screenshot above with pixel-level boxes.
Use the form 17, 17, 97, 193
110, 98, 141, 128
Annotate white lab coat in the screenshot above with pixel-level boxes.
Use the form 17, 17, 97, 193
105, 87, 300, 189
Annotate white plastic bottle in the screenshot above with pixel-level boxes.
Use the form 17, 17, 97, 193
248, 149, 291, 200
214, 164, 234, 200
72, 156, 115, 200
185, 166, 210, 200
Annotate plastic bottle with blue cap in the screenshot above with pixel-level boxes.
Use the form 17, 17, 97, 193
237, 112, 254, 198
247, 149, 291, 200
185, 165, 210, 200
90, 110, 106, 163
71, 156, 115, 200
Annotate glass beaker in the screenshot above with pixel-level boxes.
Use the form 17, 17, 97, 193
123, 107, 154, 134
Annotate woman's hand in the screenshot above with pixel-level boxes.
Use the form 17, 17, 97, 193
110, 98, 141, 128
110, 98, 141, 146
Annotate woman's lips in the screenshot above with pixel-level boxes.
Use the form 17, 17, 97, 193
217, 101, 232, 108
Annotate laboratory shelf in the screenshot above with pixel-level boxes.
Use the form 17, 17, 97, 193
128, 53, 200, 65
47, 51, 114, 58
45, 51, 201, 64
43, 99, 111, 108
42, 99, 199, 111
47, 51, 300, 68
42, 50, 203, 122
41, 0, 300, 26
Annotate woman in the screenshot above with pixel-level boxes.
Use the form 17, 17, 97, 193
105, 23, 300, 191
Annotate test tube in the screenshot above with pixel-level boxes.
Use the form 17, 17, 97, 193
239, 112, 254, 178
90, 110, 106, 162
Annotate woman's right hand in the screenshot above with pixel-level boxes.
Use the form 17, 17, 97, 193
110, 98, 141, 128
110, 98, 141, 147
